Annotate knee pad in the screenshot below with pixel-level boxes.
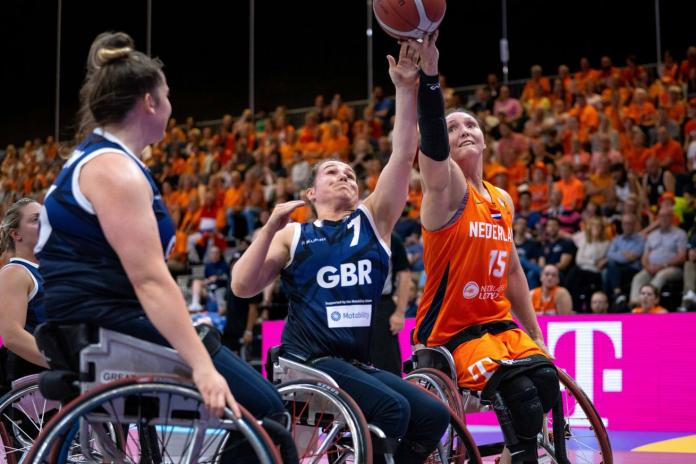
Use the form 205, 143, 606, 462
528, 366, 560, 412
500, 375, 544, 441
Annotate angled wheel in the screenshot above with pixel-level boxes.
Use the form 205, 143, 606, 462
277, 379, 373, 463
25, 376, 281, 463
537, 369, 613, 464
406, 368, 482, 464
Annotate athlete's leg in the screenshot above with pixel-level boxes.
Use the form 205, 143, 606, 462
312, 358, 410, 439
498, 374, 543, 463
367, 367, 450, 463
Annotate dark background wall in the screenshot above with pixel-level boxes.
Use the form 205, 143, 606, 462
1, 0, 694, 146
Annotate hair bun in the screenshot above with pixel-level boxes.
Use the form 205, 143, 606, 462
87, 32, 135, 72
95, 47, 132, 66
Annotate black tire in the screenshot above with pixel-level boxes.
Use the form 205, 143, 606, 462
25, 376, 281, 464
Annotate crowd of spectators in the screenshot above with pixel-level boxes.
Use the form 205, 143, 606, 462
2, 47, 696, 337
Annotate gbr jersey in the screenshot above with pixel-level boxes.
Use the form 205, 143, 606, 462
280, 204, 390, 363
35, 129, 176, 326
415, 181, 515, 346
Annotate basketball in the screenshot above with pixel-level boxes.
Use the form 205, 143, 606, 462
373, 0, 446, 40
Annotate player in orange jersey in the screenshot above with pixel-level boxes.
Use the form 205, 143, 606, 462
413, 36, 558, 464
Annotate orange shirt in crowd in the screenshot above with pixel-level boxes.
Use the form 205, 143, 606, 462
587, 172, 613, 205
554, 176, 585, 210
223, 185, 245, 210
290, 205, 311, 224
321, 135, 350, 162
528, 181, 549, 211
407, 189, 423, 219
631, 306, 668, 314
624, 146, 650, 173
568, 105, 599, 143
623, 101, 657, 126
650, 140, 686, 173
531, 286, 558, 315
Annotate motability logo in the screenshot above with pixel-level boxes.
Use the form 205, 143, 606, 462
331, 311, 341, 322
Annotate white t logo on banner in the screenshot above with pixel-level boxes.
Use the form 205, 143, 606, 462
547, 321, 622, 427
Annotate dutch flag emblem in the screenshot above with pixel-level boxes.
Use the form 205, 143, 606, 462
491, 210, 502, 220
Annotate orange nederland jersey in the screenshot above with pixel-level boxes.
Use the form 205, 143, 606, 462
414, 181, 546, 390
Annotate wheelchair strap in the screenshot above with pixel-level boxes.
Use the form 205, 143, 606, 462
444, 320, 519, 355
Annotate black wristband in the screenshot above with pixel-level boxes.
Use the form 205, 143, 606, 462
418, 70, 444, 118
418, 70, 449, 161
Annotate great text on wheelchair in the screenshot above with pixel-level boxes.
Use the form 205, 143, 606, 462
266, 345, 481, 464
21, 322, 285, 463
403, 341, 613, 464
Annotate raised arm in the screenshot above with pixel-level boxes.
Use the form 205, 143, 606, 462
415, 32, 467, 230
364, 41, 420, 240
231, 200, 304, 297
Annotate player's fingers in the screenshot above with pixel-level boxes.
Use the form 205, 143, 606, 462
386, 55, 397, 68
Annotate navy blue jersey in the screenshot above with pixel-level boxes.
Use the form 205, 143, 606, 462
35, 129, 176, 326
1, 258, 45, 332
280, 204, 390, 362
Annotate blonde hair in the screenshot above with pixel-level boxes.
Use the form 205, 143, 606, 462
0, 198, 35, 255
585, 217, 606, 243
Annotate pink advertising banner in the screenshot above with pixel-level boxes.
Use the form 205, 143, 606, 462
262, 313, 696, 432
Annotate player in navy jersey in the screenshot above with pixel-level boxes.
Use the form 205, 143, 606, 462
33, 33, 288, 461
232, 40, 450, 463
0, 198, 49, 386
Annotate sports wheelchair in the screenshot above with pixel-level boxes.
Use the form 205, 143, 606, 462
23, 323, 286, 463
404, 343, 613, 464
267, 346, 480, 463
0, 373, 62, 463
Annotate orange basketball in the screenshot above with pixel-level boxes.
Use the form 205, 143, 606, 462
373, 0, 446, 40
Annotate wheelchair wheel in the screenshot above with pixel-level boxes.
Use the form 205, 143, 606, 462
277, 379, 372, 463
538, 369, 613, 464
0, 376, 61, 464
25, 376, 281, 464
405, 369, 482, 464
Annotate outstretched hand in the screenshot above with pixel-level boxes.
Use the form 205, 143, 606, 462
387, 40, 421, 89
265, 200, 306, 234
419, 30, 439, 76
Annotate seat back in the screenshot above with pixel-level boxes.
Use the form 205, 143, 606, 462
266, 346, 339, 388
412, 345, 458, 383
34, 322, 98, 372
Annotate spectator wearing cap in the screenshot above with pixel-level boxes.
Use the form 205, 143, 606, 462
631, 284, 668, 314
629, 204, 688, 305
